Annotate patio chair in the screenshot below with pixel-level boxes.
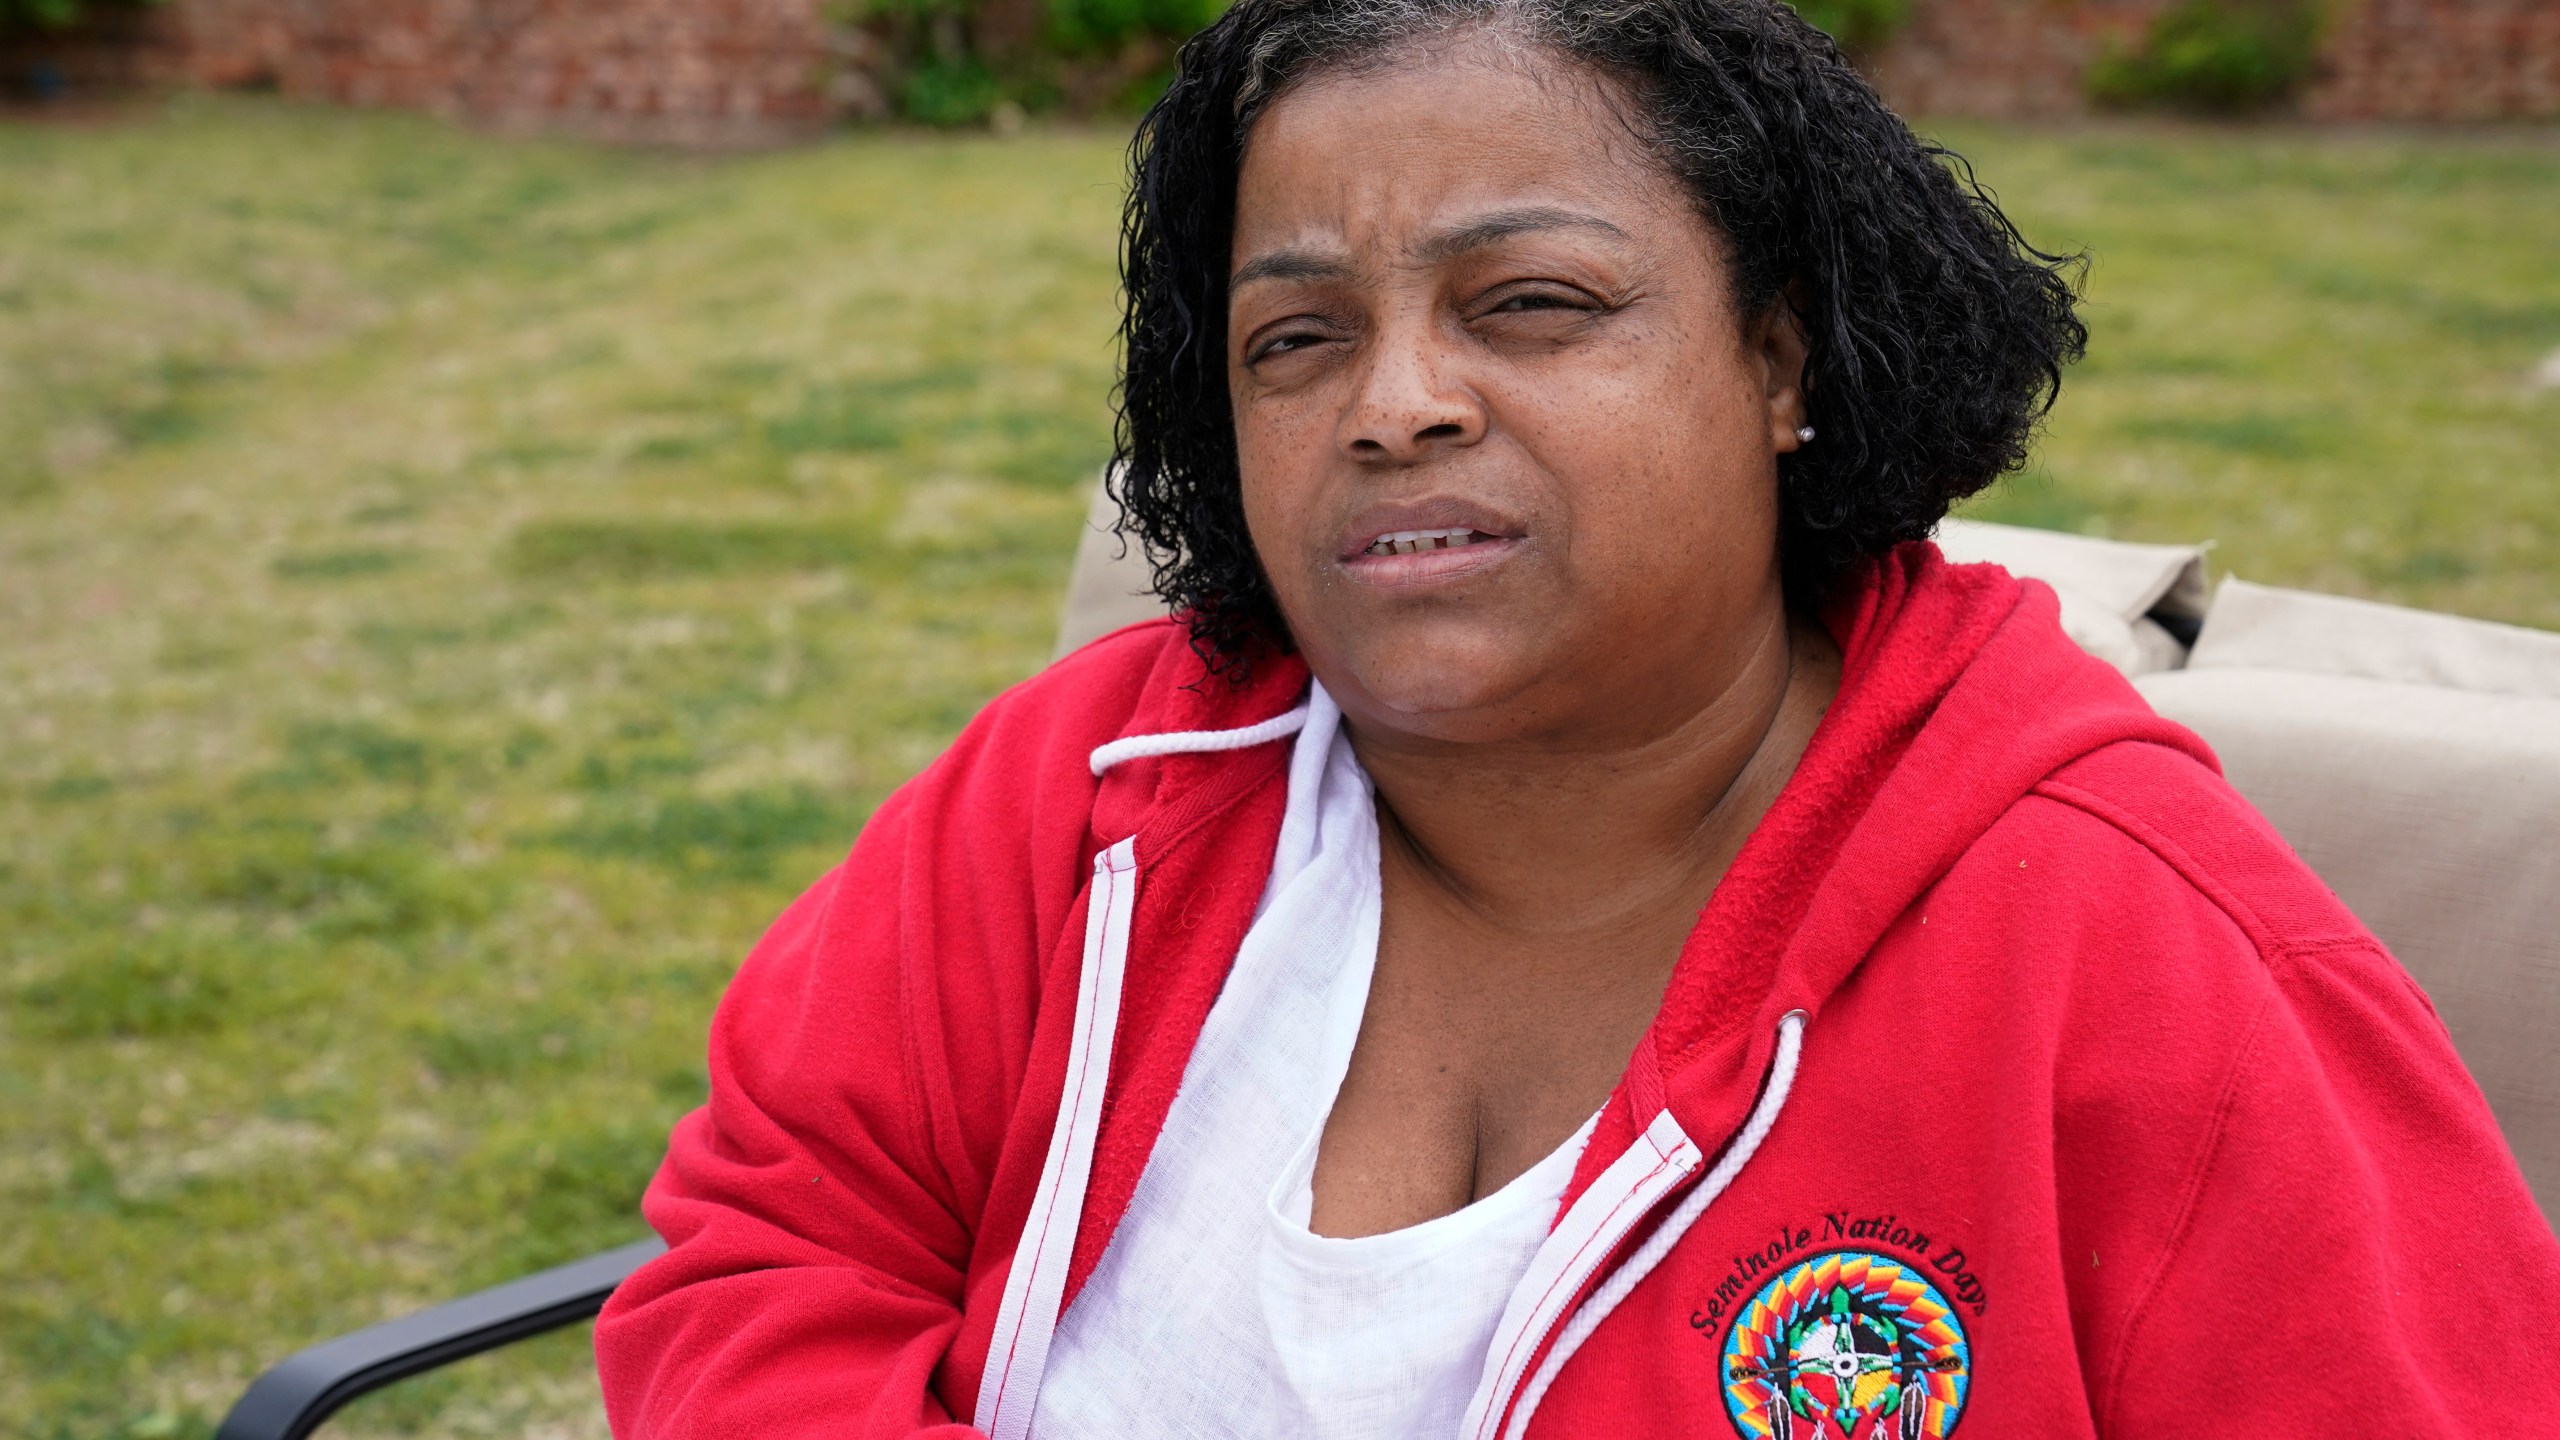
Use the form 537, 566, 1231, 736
214, 492, 2560, 1440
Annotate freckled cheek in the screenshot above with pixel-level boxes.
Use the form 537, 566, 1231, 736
1235, 402, 1337, 566
1514, 382, 1770, 585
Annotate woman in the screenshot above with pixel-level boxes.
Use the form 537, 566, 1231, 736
596, 1, 2560, 1435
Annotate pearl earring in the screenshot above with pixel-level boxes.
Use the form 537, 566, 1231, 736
1795, 425, 1817, 444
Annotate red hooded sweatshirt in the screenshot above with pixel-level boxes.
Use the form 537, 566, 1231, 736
595, 545, 2560, 1439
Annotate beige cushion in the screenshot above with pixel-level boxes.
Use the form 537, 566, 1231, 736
1934, 517, 2207, 676
2187, 575, 2560, 699
2140, 583, 2560, 1218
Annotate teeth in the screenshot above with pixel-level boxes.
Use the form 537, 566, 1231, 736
1366, 527, 1487, 557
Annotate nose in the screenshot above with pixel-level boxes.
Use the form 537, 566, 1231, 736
1337, 319, 1485, 464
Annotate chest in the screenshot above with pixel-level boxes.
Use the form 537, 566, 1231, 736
1307, 871, 1700, 1237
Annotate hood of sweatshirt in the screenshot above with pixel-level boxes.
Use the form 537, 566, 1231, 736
1568, 542, 2215, 1204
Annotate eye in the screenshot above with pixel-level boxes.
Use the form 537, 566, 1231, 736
1473, 282, 1605, 323
1244, 321, 1343, 366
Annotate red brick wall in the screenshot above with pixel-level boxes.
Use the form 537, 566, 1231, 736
11, 0, 2555, 134
1868, 0, 2166, 119
2309, 0, 2560, 120
1870, 0, 2560, 120
140, 0, 842, 145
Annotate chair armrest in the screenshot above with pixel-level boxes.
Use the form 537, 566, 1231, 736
214, 1236, 667, 1440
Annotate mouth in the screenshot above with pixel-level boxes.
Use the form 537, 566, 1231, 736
1337, 502, 1527, 589
1360, 527, 1502, 558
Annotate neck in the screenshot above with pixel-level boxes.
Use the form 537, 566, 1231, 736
1342, 608, 1841, 941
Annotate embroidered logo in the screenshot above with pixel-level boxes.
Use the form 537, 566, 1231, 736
1718, 1249, 1971, 1439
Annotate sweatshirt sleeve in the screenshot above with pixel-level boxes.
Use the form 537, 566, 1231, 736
2097, 934, 2560, 1435
594, 777, 1019, 1440
589, 626, 1188, 1438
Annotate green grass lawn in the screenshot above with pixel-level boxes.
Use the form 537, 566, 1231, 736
1, 95, 2553, 1438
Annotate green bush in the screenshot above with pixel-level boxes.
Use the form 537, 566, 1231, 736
900, 51, 1005, 125
1, 0, 153, 34
838, 0, 986, 125
842, 0, 1223, 125
2087, 0, 2326, 113
1783, 0, 1914, 55
1046, 0, 1225, 54
2, 0, 83, 29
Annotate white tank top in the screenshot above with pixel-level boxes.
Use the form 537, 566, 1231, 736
1033, 684, 1596, 1439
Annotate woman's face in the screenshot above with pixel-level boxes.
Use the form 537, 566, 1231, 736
1228, 38, 1809, 745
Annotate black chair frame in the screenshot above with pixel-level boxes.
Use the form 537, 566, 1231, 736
214, 1238, 665, 1440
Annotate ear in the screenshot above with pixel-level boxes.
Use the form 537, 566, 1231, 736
1751, 284, 1813, 456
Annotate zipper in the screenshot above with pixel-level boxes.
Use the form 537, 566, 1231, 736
1467, 1010, 1809, 1440
974, 837, 1139, 1440
1457, 1109, 1702, 1440
977, 700, 1305, 1435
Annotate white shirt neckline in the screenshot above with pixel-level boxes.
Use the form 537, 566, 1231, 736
1263, 1102, 1601, 1271
1035, 682, 1597, 1440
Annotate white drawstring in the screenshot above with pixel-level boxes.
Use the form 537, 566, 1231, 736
1088, 703, 1311, 777
1501, 1009, 1809, 1440
974, 840, 1142, 1440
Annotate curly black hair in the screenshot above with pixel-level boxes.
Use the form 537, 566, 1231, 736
1113, 0, 2087, 668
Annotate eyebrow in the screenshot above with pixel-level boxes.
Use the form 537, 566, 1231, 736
1227, 206, 1629, 289
1229, 249, 1354, 289
1413, 206, 1629, 263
